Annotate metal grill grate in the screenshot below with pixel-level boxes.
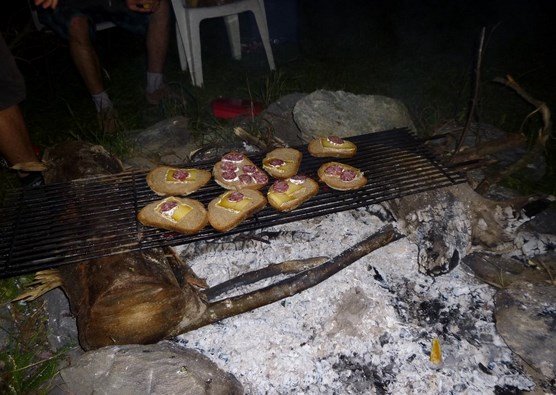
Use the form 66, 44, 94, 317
0, 128, 466, 278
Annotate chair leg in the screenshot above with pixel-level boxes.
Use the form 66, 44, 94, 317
187, 15, 204, 87
224, 14, 242, 61
252, 0, 276, 70
175, 23, 187, 71
171, 0, 189, 72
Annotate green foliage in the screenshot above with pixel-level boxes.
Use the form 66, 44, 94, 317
0, 277, 69, 394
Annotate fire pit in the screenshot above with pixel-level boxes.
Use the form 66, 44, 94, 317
175, 209, 535, 393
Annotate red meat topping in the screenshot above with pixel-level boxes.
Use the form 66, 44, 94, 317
228, 191, 244, 202
172, 169, 189, 181
272, 180, 289, 193
222, 152, 244, 162
327, 135, 344, 145
160, 201, 178, 212
340, 170, 357, 181
268, 158, 285, 167
324, 164, 343, 176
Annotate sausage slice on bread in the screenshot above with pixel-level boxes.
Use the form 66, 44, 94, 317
262, 148, 302, 179
146, 166, 211, 196
267, 175, 319, 212
208, 190, 267, 232
213, 151, 268, 191
318, 162, 367, 191
138, 197, 208, 234
308, 135, 357, 158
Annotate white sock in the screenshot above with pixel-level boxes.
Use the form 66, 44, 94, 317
146, 72, 164, 93
91, 91, 113, 112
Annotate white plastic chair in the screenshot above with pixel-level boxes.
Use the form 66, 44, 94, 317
171, 0, 276, 87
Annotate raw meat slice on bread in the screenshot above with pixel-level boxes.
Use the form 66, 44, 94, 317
146, 166, 211, 196
267, 175, 319, 212
318, 162, 367, 191
308, 135, 357, 158
138, 197, 208, 234
213, 151, 268, 191
208, 190, 266, 232
262, 148, 302, 179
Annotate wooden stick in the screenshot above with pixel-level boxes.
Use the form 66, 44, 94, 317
453, 27, 486, 156
203, 257, 329, 301
175, 225, 402, 333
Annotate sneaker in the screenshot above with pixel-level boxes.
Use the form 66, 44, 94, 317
97, 107, 120, 134
20, 172, 45, 188
145, 84, 183, 106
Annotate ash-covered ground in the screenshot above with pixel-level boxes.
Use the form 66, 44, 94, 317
175, 207, 533, 394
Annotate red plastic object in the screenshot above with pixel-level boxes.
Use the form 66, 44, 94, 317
211, 98, 264, 119
33, 145, 42, 159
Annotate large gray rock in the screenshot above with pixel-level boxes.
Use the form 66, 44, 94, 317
495, 280, 556, 381
293, 90, 415, 142
260, 92, 306, 147
58, 342, 243, 395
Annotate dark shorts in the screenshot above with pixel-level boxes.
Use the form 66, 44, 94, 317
0, 33, 26, 110
37, 0, 149, 40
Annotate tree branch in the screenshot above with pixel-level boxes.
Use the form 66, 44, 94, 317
175, 225, 402, 333
203, 257, 329, 301
476, 75, 552, 194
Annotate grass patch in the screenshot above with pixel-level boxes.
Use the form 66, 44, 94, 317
0, 277, 69, 394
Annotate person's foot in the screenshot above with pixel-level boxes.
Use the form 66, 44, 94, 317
97, 107, 120, 134
145, 84, 183, 106
19, 172, 45, 188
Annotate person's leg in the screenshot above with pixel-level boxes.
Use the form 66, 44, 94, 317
68, 15, 105, 96
146, 0, 170, 75
0, 105, 37, 166
67, 14, 117, 131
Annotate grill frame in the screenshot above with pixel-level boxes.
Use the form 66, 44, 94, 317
0, 128, 466, 278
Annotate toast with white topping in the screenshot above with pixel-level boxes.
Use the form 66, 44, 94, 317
138, 197, 208, 234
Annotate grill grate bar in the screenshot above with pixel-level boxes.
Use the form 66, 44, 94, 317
1, 128, 465, 278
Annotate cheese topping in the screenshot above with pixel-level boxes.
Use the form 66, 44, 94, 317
216, 192, 252, 213
268, 180, 307, 206
157, 199, 193, 223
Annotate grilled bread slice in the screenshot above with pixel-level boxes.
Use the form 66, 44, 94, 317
146, 166, 211, 196
318, 162, 367, 191
213, 151, 269, 191
262, 148, 302, 179
208, 189, 267, 232
308, 135, 357, 158
267, 175, 319, 212
138, 197, 208, 234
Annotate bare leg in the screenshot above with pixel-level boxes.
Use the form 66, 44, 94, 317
0, 105, 37, 166
68, 15, 105, 95
146, 0, 170, 74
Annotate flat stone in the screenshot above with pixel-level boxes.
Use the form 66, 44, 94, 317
495, 281, 556, 381
58, 342, 243, 395
293, 90, 416, 142
126, 116, 202, 165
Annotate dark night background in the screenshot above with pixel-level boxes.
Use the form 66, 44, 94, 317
2, 0, 556, 191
